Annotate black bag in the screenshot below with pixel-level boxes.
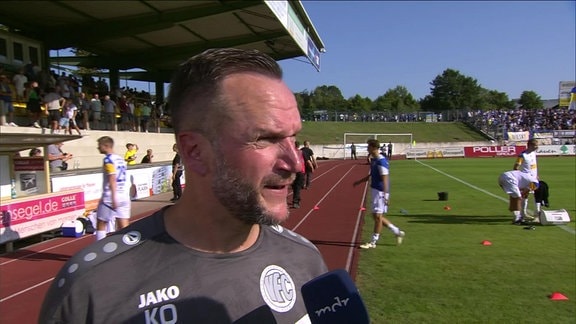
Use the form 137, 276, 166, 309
76, 217, 95, 234
60, 161, 68, 170
534, 180, 549, 207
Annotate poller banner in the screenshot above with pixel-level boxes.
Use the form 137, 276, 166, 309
464, 145, 527, 157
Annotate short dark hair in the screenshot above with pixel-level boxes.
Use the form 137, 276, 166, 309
367, 139, 380, 149
168, 48, 283, 137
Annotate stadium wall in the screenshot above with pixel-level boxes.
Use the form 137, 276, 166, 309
2, 126, 177, 169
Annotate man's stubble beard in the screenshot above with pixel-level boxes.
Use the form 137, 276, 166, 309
211, 151, 289, 226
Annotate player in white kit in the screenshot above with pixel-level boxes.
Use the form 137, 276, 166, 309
498, 170, 539, 224
513, 138, 539, 218
95, 136, 131, 240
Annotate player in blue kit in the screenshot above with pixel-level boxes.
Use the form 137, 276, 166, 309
354, 139, 405, 249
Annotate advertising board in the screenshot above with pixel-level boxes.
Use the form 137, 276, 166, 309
464, 145, 527, 157
405, 147, 465, 159
0, 189, 85, 244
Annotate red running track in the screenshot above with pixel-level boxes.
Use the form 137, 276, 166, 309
0, 159, 370, 323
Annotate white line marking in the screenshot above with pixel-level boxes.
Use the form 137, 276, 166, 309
292, 165, 357, 231
0, 278, 54, 303
1, 236, 93, 266
345, 178, 369, 272
287, 162, 342, 198
415, 159, 575, 235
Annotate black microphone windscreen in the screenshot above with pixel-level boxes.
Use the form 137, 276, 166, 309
301, 269, 370, 324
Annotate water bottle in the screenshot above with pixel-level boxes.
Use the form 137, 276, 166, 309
10, 179, 17, 198
74, 160, 80, 169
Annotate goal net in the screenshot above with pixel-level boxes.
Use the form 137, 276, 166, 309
343, 133, 413, 160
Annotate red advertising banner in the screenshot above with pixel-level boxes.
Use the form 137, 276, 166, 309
13, 157, 45, 171
464, 145, 527, 157
1, 190, 85, 244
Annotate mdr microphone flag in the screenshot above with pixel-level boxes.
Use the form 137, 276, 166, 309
301, 269, 370, 324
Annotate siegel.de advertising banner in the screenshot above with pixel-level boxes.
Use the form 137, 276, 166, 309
0, 189, 85, 244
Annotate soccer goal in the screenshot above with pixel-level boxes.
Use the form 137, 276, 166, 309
343, 133, 413, 160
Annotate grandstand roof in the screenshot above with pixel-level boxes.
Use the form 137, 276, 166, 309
0, 0, 325, 82
0, 133, 82, 154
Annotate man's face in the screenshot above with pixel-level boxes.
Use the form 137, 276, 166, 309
97, 142, 108, 154
210, 73, 302, 225
367, 144, 379, 157
528, 141, 538, 151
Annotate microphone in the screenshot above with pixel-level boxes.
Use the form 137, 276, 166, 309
301, 269, 370, 324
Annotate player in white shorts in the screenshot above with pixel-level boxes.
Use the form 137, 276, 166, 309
513, 138, 539, 218
498, 170, 539, 224
354, 139, 405, 249
95, 136, 131, 240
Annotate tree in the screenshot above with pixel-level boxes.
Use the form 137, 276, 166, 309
422, 68, 484, 112
375, 86, 419, 113
483, 89, 515, 110
518, 90, 543, 109
347, 94, 372, 113
294, 90, 314, 117
309, 85, 347, 112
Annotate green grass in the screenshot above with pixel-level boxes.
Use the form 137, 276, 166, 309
299, 122, 489, 145
357, 157, 576, 323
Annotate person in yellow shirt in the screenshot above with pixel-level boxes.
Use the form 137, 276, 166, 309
124, 143, 139, 166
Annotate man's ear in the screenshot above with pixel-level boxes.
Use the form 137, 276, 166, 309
176, 132, 212, 176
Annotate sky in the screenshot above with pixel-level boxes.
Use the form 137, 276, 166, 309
278, 1, 576, 100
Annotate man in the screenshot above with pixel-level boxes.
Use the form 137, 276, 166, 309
498, 170, 539, 224
124, 143, 139, 166
387, 141, 393, 159
139, 101, 152, 132
291, 141, 306, 208
94, 136, 131, 240
0, 75, 17, 126
513, 138, 539, 217
354, 139, 405, 248
77, 92, 91, 130
40, 48, 327, 323
44, 87, 64, 134
47, 142, 73, 172
171, 143, 183, 202
350, 142, 357, 160
140, 149, 154, 163
102, 95, 117, 131
89, 93, 102, 130
301, 140, 317, 189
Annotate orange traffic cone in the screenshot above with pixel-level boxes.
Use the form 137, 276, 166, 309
313, 206, 320, 210
549, 292, 569, 300
481, 240, 492, 246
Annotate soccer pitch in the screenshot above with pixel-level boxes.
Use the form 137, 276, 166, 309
356, 156, 576, 323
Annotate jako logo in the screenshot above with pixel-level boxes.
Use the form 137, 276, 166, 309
314, 296, 350, 317
260, 265, 296, 313
138, 286, 180, 309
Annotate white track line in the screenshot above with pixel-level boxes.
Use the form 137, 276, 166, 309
0, 277, 54, 303
345, 179, 369, 272
287, 162, 342, 198
415, 159, 575, 235
292, 164, 357, 231
0, 236, 94, 266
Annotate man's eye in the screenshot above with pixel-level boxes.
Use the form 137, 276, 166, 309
258, 137, 281, 144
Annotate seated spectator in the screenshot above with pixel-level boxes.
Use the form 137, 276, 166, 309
141, 149, 154, 163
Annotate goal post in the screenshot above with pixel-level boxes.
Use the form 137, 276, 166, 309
343, 133, 413, 159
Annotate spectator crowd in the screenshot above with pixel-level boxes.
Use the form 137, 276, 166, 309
0, 64, 166, 133
469, 107, 575, 133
